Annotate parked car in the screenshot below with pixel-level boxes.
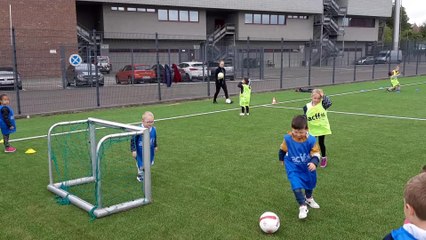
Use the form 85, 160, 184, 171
115, 64, 156, 84
96, 56, 112, 74
375, 50, 402, 64
0, 67, 22, 90
207, 59, 235, 80
178, 62, 208, 81
355, 56, 376, 65
66, 64, 104, 87
151, 64, 190, 82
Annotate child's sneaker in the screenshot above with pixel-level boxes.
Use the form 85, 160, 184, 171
5, 146, 16, 153
305, 197, 320, 209
298, 205, 308, 219
239, 113, 245, 116
136, 173, 144, 182
320, 157, 328, 168
246, 113, 250, 116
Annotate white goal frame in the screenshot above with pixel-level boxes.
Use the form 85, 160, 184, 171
47, 117, 152, 218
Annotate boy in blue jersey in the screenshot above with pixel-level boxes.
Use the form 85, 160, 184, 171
278, 115, 321, 219
383, 173, 426, 240
130, 111, 157, 182
0, 94, 16, 153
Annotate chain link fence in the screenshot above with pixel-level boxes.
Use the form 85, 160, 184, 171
1, 27, 426, 116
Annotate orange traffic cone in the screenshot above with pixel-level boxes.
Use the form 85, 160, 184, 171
272, 97, 278, 104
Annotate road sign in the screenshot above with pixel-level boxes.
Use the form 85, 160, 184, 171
69, 54, 82, 67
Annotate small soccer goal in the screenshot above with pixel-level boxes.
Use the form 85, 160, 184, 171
47, 117, 152, 219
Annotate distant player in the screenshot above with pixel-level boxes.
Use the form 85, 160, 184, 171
0, 94, 17, 153
387, 65, 401, 92
278, 115, 321, 219
213, 60, 231, 104
238, 78, 251, 116
131, 111, 158, 182
303, 89, 332, 168
383, 172, 426, 240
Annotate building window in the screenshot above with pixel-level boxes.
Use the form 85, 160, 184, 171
137, 8, 146, 12
245, 13, 253, 24
262, 14, 270, 25
343, 17, 375, 27
158, 9, 199, 22
169, 10, 179, 21
180, 10, 189, 22
111, 6, 118, 11
117, 7, 125, 11
189, 11, 198, 22
127, 7, 137, 12
278, 15, 285, 25
270, 15, 278, 24
147, 8, 156, 13
288, 15, 309, 19
158, 9, 168, 20
253, 14, 261, 24
245, 13, 286, 25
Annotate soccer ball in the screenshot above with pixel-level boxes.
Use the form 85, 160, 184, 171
218, 72, 224, 80
259, 212, 280, 234
225, 98, 232, 104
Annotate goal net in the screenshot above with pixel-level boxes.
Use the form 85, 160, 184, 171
47, 117, 152, 219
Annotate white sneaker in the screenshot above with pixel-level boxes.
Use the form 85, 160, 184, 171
305, 198, 320, 209
239, 113, 245, 116
299, 205, 308, 219
246, 113, 250, 116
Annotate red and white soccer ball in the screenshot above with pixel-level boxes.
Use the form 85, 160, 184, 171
259, 212, 280, 234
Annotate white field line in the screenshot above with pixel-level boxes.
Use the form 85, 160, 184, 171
263, 105, 426, 121
9, 80, 426, 143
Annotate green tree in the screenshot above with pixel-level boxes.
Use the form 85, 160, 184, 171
386, 5, 411, 32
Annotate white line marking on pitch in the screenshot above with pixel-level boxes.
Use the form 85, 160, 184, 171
263, 105, 426, 121
9, 80, 426, 143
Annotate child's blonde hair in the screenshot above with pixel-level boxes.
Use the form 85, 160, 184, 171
311, 89, 324, 97
142, 111, 154, 120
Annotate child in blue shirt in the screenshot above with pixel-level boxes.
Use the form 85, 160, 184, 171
279, 115, 321, 219
383, 173, 426, 240
0, 94, 16, 153
130, 111, 157, 182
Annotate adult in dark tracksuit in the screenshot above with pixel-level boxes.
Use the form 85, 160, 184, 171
213, 60, 231, 104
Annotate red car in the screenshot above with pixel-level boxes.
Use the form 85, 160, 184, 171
115, 64, 156, 84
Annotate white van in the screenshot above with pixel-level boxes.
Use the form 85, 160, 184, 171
375, 50, 402, 64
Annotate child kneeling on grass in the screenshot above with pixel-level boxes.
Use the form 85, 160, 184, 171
278, 115, 321, 219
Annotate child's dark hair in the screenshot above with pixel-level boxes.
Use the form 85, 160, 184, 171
243, 77, 249, 84
422, 165, 426, 173
0, 94, 8, 101
291, 115, 308, 130
388, 71, 393, 77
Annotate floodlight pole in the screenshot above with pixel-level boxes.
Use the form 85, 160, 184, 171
393, 0, 401, 51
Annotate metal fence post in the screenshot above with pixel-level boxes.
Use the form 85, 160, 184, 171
205, 38, 210, 97
247, 36, 250, 78
416, 43, 420, 75
156, 33, 162, 101
353, 41, 357, 81
168, 48, 171, 66
280, 38, 284, 89
60, 46, 67, 89
372, 41, 376, 80
11, 28, 21, 114
308, 40, 312, 86
288, 48, 291, 68
131, 48, 134, 85
93, 30, 100, 107
332, 56, 336, 84
259, 48, 263, 80
403, 41, 408, 76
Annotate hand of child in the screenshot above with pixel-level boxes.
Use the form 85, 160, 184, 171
307, 162, 316, 171
9, 126, 14, 130
132, 151, 137, 159
280, 161, 284, 166
155, 147, 158, 152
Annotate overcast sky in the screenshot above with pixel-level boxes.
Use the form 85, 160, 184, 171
401, 0, 426, 25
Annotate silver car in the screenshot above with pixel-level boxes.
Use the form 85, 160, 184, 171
207, 59, 235, 80
0, 67, 23, 90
